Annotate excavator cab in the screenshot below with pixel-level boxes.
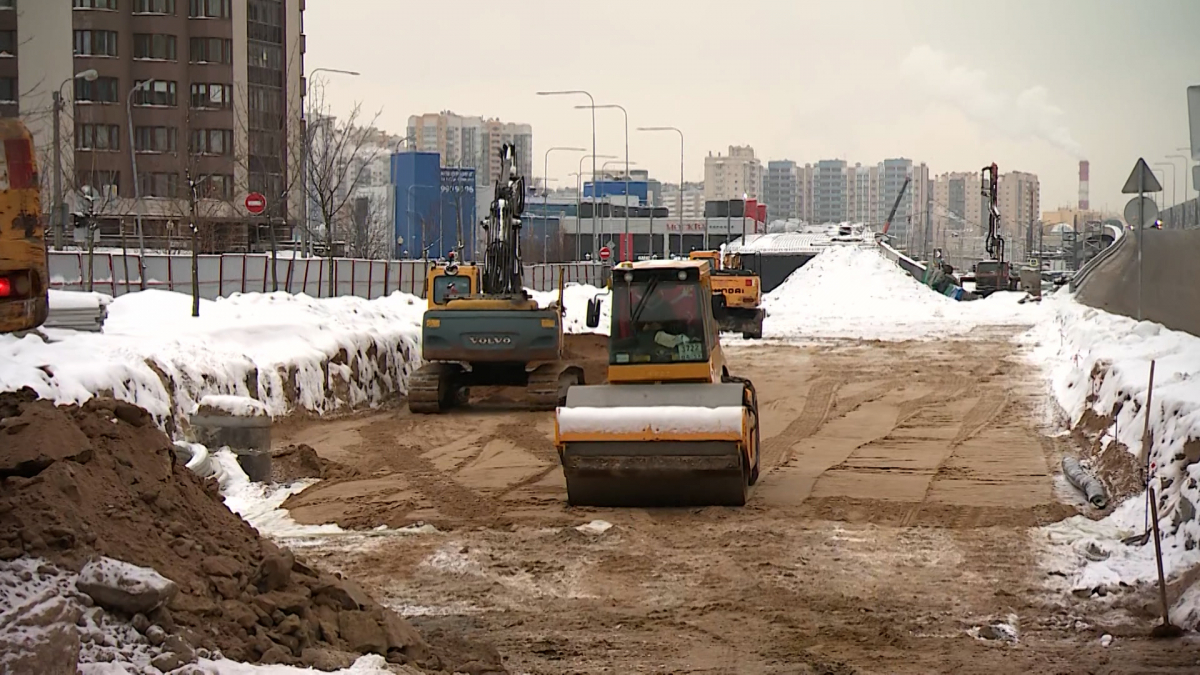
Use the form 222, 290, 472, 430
425, 252, 481, 309
559, 260, 761, 507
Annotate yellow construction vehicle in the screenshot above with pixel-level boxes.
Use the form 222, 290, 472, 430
0, 118, 48, 334
687, 250, 764, 339
408, 144, 584, 413
553, 258, 761, 507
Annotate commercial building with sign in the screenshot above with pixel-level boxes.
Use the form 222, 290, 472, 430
391, 152, 479, 260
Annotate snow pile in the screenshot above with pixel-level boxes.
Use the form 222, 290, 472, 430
557, 405, 744, 435
762, 246, 1043, 341
48, 289, 114, 311
529, 283, 610, 335
0, 289, 425, 434
1026, 292, 1200, 626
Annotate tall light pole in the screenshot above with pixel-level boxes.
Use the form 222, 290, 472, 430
638, 126, 683, 257
576, 153, 614, 260
543, 146, 585, 264
1169, 152, 1191, 228
1154, 164, 1175, 226
302, 68, 360, 256
53, 69, 98, 250
127, 78, 156, 277
537, 90, 597, 254
577, 104, 629, 260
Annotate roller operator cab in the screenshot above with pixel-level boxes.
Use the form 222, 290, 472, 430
0, 118, 48, 335
555, 260, 761, 508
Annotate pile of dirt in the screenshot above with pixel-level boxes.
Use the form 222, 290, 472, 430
0, 388, 506, 674
563, 333, 609, 387
271, 444, 360, 484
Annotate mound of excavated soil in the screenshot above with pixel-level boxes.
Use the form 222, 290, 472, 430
271, 444, 360, 484
0, 388, 506, 673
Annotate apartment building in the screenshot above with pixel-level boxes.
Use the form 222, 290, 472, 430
763, 160, 799, 221
406, 110, 533, 187
8, 0, 304, 252
812, 159, 847, 224
997, 170, 1039, 261
660, 181, 705, 222
847, 163, 878, 224
932, 172, 985, 239
703, 145, 761, 202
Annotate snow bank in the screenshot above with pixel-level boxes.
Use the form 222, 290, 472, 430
529, 283, 610, 335
0, 289, 425, 434
1025, 292, 1200, 626
557, 405, 744, 435
762, 245, 1043, 341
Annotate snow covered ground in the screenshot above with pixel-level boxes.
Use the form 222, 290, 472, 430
1023, 292, 1200, 627
0, 289, 426, 432
761, 245, 1044, 341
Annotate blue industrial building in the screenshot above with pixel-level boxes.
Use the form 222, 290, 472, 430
583, 179, 649, 205
391, 153, 478, 259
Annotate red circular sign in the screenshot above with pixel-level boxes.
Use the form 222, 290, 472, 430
598, 246, 611, 261
244, 192, 267, 215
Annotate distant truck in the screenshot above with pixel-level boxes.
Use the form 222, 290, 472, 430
688, 250, 765, 339
971, 260, 1019, 297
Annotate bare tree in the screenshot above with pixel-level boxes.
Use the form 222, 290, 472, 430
303, 85, 383, 295
336, 190, 392, 259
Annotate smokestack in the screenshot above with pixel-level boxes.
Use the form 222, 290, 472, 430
1078, 160, 1089, 210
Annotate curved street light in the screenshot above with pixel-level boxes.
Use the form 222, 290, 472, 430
578, 104, 630, 259
541, 146, 585, 263
127, 78, 157, 276
537, 90, 598, 254
575, 153, 615, 260
300, 68, 359, 256
51, 69, 98, 249
638, 126, 684, 255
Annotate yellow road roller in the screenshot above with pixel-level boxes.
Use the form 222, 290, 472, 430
553, 259, 761, 507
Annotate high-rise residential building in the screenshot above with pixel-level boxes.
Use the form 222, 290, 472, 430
10, 0, 305, 252
847, 163, 878, 224
660, 181, 705, 222
932, 171, 986, 238
764, 160, 800, 221
997, 170, 1039, 261
406, 111, 532, 187
704, 145, 761, 202
812, 159, 847, 224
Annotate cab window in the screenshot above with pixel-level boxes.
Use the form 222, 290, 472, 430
431, 275, 471, 304
610, 279, 708, 365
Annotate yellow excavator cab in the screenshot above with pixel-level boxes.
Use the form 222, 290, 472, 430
557, 259, 761, 507
0, 118, 48, 334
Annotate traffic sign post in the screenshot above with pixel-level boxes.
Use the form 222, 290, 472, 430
244, 192, 267, 215
1122, 158, 1164, 322
598, 246, 612, 262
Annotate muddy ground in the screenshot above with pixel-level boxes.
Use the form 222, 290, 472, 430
273, 333, 1200, 674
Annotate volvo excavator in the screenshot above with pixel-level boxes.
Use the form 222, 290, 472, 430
0, 119, 48, 335
553, 258, 762, 507
408, 144, 584, 413
972, 163, 1019, 297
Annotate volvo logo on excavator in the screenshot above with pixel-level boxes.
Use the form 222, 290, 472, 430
467, 335, 513, 346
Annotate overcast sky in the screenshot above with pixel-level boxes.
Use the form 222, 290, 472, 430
306, 0, 1200, 214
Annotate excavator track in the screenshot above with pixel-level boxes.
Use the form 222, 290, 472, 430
526, 361, 583, 411
407, 362, 466, 414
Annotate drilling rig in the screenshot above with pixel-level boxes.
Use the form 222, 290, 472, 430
408, 144, 585, 414
972, 163, 1019, 296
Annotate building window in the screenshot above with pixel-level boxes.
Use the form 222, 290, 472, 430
0, 30, 14, 57
133, 0, 174, 13
0, 1, 13, 9
135, 126, 177, 153
75, 76, 119, 103
79, 171, 119, 198
74, 0, 118, 9
190, 83, 231, 109
0, 77, 15, 103
134, 80, 177, 106
189, 0, 230, 18
74, 30, 119, 57
134, 34, 177, 61
190, 129, 232, 156
196, 174, 232, 200
189, 37, 232, 64
77, 124, 120, 151
140, 172, 179, 198
247, 43, 282, 70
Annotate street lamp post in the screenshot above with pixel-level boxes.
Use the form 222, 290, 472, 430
637, 126, 683, 257
302, 68, 360, 256
1169, 152, 1192, 228
575, 153, 615, 260
127, 78, 157, 282
52, 69, 98, 250
577, 104, 629, 260
537, 90, 598, 254
543, 147, 585, 264
1155, 162, 1176, 227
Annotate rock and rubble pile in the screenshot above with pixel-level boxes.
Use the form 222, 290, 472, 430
271, 443, 360, 484
0, 388, 506, 674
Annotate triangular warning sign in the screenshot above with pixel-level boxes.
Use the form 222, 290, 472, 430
1121, 158, 1163, 194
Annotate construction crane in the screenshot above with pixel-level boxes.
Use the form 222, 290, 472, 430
408, 143, 584, 413
880, 175, 912, 237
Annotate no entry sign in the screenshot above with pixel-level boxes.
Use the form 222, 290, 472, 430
244, 192, 267, 215
598, 246, 611, 261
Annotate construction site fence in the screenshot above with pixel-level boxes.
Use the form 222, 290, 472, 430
46, 252, 609, 300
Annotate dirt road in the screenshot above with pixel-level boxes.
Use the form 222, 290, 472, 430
274, 333, 1200, 674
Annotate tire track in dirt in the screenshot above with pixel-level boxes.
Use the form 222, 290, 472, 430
759, 377, 837, 472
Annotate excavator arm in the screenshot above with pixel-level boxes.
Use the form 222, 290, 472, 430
480, 143, 526, 296
981, 163, 1004, 263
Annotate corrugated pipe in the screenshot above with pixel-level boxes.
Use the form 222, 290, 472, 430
1063, 457, 1108, 509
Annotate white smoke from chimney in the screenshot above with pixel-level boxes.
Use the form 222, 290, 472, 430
900, 46, 1084, 159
